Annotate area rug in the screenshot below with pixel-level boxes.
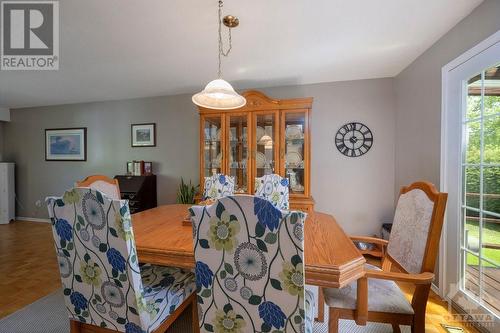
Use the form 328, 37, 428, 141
0, 290, 411, 332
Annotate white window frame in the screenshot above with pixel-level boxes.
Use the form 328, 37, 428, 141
441, 30, 500, 329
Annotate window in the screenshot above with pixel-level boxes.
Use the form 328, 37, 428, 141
461, 65, 500, 316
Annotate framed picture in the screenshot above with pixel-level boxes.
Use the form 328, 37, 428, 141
131, 123, 156, 147
144, 162, 153, 174
45, 128, 87, 161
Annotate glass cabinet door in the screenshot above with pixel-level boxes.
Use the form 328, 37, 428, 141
253, 112, 279, 184
227, 114, 250, 193
202, 115, 224, 180
281, 110, 309, 196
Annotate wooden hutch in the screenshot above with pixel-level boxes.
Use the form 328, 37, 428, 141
198, 90, 314, 212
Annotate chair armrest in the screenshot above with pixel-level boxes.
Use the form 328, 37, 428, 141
350, 236, 389, 247
365, 269, 434, 285
350, 236, 389, 258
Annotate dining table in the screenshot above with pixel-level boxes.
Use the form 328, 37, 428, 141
132, 204, 367, 323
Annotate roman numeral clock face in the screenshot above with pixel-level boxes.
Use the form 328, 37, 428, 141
335, 122, 373, 157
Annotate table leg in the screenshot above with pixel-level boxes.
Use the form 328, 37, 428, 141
315, 287, 325, 322
355, 277, 368, 326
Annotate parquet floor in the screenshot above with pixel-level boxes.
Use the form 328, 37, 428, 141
0, 221, 483, 332
0, 221, 61, 319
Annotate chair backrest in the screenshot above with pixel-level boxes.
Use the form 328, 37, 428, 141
76, 175, 121, 200
46, 188, 149, 332
255, 174, 290, 210
386, 182, 447, 274
203, 174, 235, 200
190, 195, 308, 333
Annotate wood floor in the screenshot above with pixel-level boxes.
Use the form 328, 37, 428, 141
0, 220, 61, 319
0, 220, 482, 332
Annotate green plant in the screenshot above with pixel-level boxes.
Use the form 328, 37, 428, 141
176, 178, 198, 204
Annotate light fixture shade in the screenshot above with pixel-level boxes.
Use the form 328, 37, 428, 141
192, 79, 246, 110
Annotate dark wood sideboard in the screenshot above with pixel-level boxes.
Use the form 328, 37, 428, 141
114, 175, 157, 214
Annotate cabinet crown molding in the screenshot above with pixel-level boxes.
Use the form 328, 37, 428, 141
198, 90, 313, 113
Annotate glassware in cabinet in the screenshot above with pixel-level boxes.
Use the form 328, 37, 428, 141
281, 110, 309, 196
226, 113, 250, 193
201, 115, 224, 179
252, 111, 279, 186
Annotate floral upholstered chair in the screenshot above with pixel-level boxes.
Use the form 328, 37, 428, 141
203, 174, 235, 200
254, 174, 290, 210
46, 188, 197, 333
190, 195, 314, 333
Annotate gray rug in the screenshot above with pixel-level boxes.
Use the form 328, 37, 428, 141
0, 290, 410, 332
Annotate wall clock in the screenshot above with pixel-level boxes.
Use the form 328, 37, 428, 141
335, 122, 373, 157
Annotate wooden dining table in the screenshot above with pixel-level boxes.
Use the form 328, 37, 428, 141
132, 204, 369, 323
132, 204, 365, 289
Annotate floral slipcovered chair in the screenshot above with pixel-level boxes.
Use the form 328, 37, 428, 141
46, 188, 197, 333
190, 195, 314, 333
254, 174, 290, 210
203, 174, 235, 200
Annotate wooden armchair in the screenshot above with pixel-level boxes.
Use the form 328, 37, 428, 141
76, 175, 121, 200
323, 181, 447, 333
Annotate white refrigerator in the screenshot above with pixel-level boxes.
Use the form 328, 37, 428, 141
0, 162, 15, 224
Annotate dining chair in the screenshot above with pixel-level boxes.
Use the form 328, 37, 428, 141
76, 175, 121, 200
322, 181, 447, 333
254, 174, 290, 210
202, 173, 235, 200
189, 195, 314, 333
46, 187, 198, 333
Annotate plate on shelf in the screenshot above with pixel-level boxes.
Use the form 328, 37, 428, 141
256, 151, 267, 168
212, 153, 222, 168
285, 125, 303, 140
214, 129, 221, 141
286, 143, 302, 153
285, 151, 302, 167
256, 126, 265, 141
291, 184, 305, 193
215, 129, 237, 141
212, 153, 233, 168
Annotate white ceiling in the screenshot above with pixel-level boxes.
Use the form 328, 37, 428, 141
0, 0, 483, 108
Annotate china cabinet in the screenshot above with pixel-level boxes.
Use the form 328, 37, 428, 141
198, 90, 314, 212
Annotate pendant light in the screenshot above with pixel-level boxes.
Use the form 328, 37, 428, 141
192, 1, 246, 110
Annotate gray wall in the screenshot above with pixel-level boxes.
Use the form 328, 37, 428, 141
394, 0, 500, 193
261, 79, 396, 235
4, 78, 396, 235
0, 122, 4, 160
3, 95, 199, 218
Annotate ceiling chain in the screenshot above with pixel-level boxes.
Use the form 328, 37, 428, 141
218, 0, 232, 78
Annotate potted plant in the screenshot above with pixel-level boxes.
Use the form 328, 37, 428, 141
176, 178, 198, 204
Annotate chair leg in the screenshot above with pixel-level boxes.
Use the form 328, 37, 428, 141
70, 320, 81, 333
316, 287, 325, 323
328, 308, 340, 333
191, 296, 200, 333
412, 314, 426, 333
392, 323, 401, 333
411, 284, 430, 333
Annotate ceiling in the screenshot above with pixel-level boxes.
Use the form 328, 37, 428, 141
0, 0, 483, 108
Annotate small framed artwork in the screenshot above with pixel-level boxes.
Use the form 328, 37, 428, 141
131, 123, 156, 147
126, 162, 134, 175
144, 162, 153, 174
45, 128, 87, 161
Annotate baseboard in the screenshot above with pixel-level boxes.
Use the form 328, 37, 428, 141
16, 216, 50, 223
